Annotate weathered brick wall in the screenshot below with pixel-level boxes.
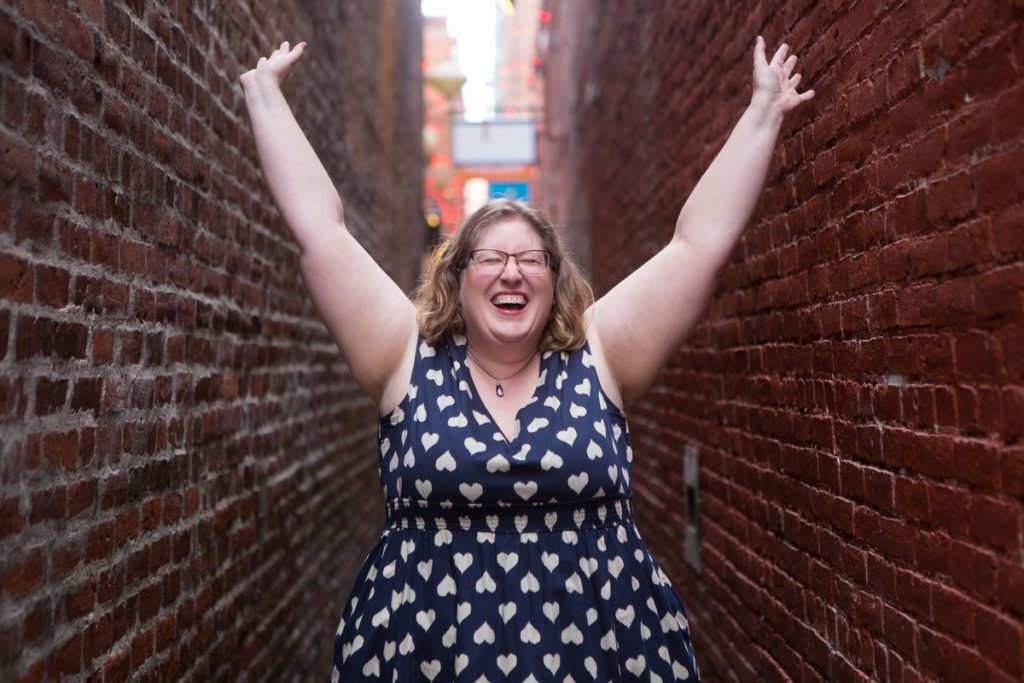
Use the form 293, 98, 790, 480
542, 0, 1023, 680
0, 1, 422, 681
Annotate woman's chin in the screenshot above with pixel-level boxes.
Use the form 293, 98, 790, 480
484, 318, 543, 346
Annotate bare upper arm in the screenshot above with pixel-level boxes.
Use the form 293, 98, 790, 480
589, 238, 724, 403
298, 222, 419, 409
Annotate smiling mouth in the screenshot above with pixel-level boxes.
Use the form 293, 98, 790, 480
492, 294, 527, 311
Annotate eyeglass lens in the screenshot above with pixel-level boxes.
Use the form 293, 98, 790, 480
472, 250, 549, 273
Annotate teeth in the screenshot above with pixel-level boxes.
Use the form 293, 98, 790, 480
493, 295, 526, 305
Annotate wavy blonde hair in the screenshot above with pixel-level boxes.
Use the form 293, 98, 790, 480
414, 200, 593, 352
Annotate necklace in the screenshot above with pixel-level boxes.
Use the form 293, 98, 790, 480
465, 348, 537, 397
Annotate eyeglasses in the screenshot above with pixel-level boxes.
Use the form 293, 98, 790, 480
464, 249, 552, 275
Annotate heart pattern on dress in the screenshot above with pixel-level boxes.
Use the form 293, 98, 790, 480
334, 337, 700, 682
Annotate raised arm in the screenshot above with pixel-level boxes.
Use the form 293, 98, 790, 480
240, 42, 417, 410
590, 37, 815, 404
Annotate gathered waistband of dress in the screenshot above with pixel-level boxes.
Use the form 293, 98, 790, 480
385, 495, 634, 534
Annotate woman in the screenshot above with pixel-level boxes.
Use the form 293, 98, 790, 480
241, 36, 813, 681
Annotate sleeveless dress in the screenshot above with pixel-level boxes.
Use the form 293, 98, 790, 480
332, 335, 700, 682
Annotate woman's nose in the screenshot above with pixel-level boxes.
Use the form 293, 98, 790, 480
499, 256, 523, 280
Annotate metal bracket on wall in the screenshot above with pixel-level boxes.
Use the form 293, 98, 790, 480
683, 444, 701, 573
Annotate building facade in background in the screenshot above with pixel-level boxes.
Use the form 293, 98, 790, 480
422, 0, 546, 239
422, 15, 465, 244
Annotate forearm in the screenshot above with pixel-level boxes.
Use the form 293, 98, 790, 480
243, 79, 345, 251
674, 96, 784, 260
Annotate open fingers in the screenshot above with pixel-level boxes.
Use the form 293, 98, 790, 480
253, 41, 307, 73
789, 73, 803, 88
770, 43, 789, 68
783, 54, 798, 77
754, 35, 768, 65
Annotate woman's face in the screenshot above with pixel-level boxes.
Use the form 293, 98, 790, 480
459, 218, 555, 351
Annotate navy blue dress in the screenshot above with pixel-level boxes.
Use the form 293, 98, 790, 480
332, 335, 700, 681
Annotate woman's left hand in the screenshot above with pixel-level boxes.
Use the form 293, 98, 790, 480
751, 36, 815, 115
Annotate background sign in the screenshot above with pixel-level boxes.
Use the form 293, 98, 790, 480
451, 119, 537, 166
489, 181, 531, 201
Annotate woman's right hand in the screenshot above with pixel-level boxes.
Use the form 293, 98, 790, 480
240, 41, 307, 90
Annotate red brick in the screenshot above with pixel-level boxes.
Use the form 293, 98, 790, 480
968, 496, 1020, 553
87, 520, 114, 562
20, 597, 50, 647
92, 328, 114, 363
34, 377, 68, 415
33, 263, 70, 307
65, 577, 97, 620
0, 309, 9, 361
0, 130, 37, 191
926, 171, 973, 226
954, 330, 1003, 379
974, 606, 1022, 678
928, 483, 971, 537
881, 603, 917, 660
932, 586, 976, 641
889, 189, 927, 237
60, 5, 94, 61
103, 280, 130, 315
1003, 446, 1024, 499
894, 476, 929, 523
13, 660, 45, 683
949, 541, 997, 601
130, 624, 154, 667
918, 625, 958, 681
974, 265, 1024, 322
115, 507, 139, 546
933, 385, 957, 428
839, 460, 865, 501
47, 632, 82, 679
3, 550, 44, 599
42, 430, 77, 470
69, 376, 102, 414
0, 374, 26, 419
137, 579, 162, 622
84, 613, 113, 662
975, 151, 1024, 213
953, 439, 1002, 490
68, 480, 97, 517
0, 496, 25, 539
155, 612, 176, 653
104, 647, 130, 683
991, 204, 1024, 265
52, 542, 81, 577
29, 486, 66, 523
883, 428, 954, 479
895, 569, 933, 621
1, 255, 34, 312
945, 220, 995, 276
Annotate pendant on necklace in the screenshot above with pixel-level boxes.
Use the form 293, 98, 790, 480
495, 382, 504, 397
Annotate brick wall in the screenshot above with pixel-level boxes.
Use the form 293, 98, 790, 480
542, 0, 1023, 680
0, 1, 422, 681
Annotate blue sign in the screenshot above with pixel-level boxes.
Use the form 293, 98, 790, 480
490, 181, 530, 202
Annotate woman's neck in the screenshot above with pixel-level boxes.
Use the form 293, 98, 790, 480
463, 333, 539, 374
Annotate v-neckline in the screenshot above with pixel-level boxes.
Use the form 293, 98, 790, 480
454, 340, 548, 445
